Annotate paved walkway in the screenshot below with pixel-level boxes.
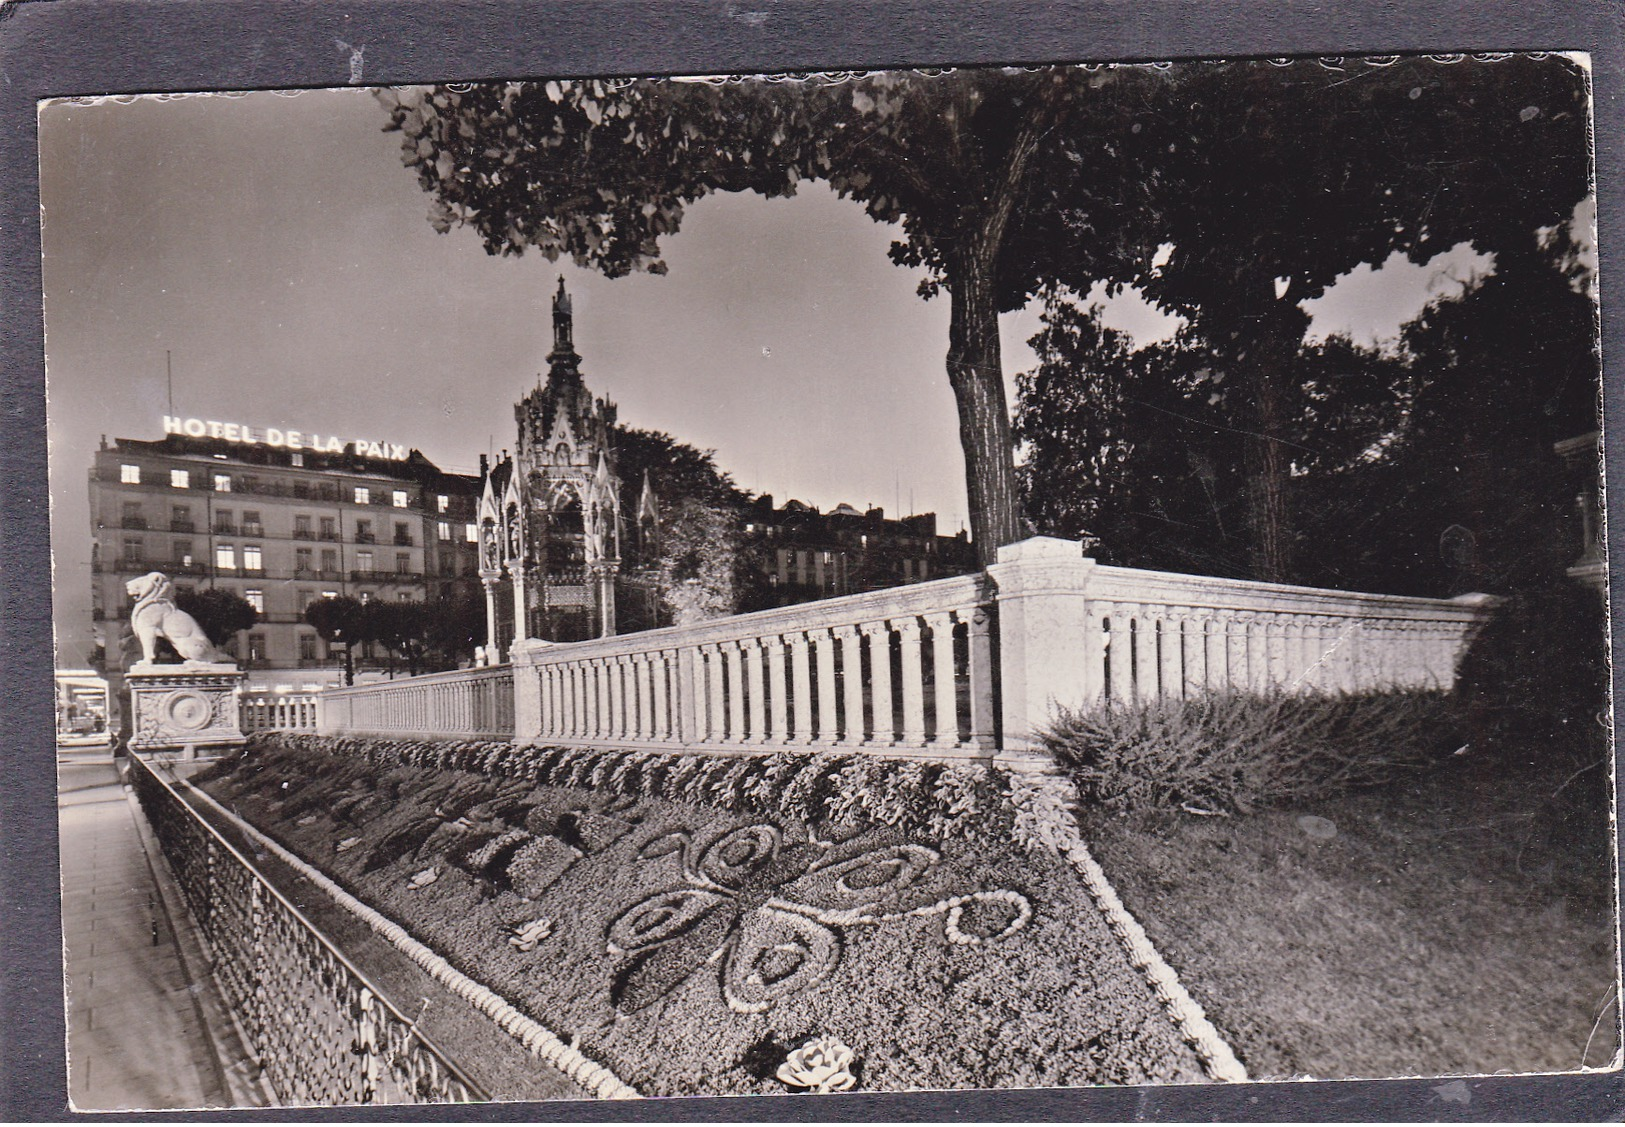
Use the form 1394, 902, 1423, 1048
58, 752, 268, 1112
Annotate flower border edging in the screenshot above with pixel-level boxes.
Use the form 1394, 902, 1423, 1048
1007, 772, 1249, 1083
175, 774, 641, 1100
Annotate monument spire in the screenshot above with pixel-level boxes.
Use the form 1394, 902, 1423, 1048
547, 275, 582, 384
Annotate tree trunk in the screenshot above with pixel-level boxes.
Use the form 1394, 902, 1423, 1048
946, 251, 1022, 567
1232, 272, 1306, 584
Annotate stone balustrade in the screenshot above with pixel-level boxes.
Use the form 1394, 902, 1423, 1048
240, 692, 321, 733
305, 537, 1498, 762
509, 571, 997, 761
317, 665, 514, 740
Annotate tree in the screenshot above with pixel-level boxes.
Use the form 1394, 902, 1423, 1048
1016, 292, 1412, 581
379, 68, 1173, 567
369, 601, 432, 677
174, 588, 259, 652
655, 496, 748, 624
304, 595, 365, 684
1023, 55, 1592, 581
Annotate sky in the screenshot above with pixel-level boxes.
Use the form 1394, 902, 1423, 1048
38, 84, 1501, 667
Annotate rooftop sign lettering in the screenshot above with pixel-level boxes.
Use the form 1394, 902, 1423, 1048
162, 416, 409, 461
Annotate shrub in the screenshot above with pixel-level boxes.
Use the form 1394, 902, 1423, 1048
1042, 690, 1458, 814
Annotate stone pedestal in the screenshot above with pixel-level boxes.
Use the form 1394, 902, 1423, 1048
126, 662, 247, 758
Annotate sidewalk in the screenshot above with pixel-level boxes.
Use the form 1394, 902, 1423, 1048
58, 752, 268, 1112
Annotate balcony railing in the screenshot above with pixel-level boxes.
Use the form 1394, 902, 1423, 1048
318, 530, 342, 541
292, 529, 315, 540
127, 753, 485, 1106
355, 532, 377, 544
170, 520, 196, 533
351, 569, 423, 583
242, 524, 265, 537
121, 516, 149, 530
214, 523, 237, 535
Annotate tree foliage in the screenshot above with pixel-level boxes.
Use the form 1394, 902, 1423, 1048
1022, 54, 1592, 581
379, 68, 1174, 565
175, 588, 259, 648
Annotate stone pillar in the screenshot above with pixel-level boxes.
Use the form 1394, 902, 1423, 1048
596, 561, 620, 639
508, 561, 530, 653
862, 621, 894, 747
126, 662, 247, 759
896, 618, 927, 746
814, 629, 838, 745
479, 575, 500, 664
833, 625, 865, 747
787, 633, 812, 745
925, 611, 959, 749
985, 536, 1099, 760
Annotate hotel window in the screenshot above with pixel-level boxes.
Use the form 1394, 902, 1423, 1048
242, 510, 263, 536
247, 634, 266, 662
392, 489, 409, 508
295, 547, 313, 572
438, 521, 452, 541
243, 545, 263, 572
170, 469, 189, 489
216, 544, 236, 570
320, 548, 338, 572
298, 588, 314, 609
299, 633, 319, 661
465, 523, 478, 543
437, 494, 449, 513
173, 541, 193, 565
294, 514, 312, 538
396, 552, 411, 575
394, 522, 411, 545
319, 516, 337, 540
120, 464, 140, 484
290, 452, 304, 467
121, 501, 144, 528
122, 537, 144, 563
356, 518, 373, 542
357, 550, 374, 571
214, 509, 235, 534
213, 473, 231, 492
244, 589, 264, 613
354, 486, 370, 505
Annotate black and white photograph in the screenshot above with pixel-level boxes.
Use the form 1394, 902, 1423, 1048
35, 49, 1616, 1112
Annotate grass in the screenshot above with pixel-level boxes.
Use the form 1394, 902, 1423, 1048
1076, 750, 1618, 1080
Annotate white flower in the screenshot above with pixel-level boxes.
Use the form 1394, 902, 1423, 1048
507, 918, 553, 952
776, 1034, 857, 1093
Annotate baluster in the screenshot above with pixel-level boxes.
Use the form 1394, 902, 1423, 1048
744, 639, 767, 744
726, 642, 748, 743
1081, 604, 1107, 704
862, 621, 894, 745
833, 625, 865, 746
651, 649, 671, 741
1184, 610, 1211, 697
1265, 613, 1288, 689
897, 618, 927, 746
1159, 613, 1185, 698
965, 606, 998, 748
1133, 606, 1159, 700
813, 629, 839, 746
765, 635, 789, 744
702, 644, 726, 743
1104, 608, 1132, 704
787, 633, 813, 745
924, 611, 960, 747
637, 653, 656, 741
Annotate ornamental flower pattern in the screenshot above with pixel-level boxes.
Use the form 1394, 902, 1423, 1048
605, 823, 1031, 1014
777, 1035, 858, 1093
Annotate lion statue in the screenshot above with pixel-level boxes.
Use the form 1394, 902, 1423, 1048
126, 571, 230, 664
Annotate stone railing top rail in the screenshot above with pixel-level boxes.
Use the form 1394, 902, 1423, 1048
1086, 564, 1498, 621
988, 537, 1499, 622
323, 662, 513, 699
512, 570, 993, 666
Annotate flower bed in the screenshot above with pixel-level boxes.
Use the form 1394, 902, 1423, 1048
195, 734, 1210, 1098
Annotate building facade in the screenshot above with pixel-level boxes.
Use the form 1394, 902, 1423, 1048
89, 426, 482, 684
742, 496, 977, 607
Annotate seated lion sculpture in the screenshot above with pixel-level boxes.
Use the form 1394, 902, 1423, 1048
126, 571, 229, 664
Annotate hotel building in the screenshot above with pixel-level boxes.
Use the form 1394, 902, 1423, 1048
89, 424, 483, 685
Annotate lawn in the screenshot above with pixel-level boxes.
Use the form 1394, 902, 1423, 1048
1077, 752, 1618, 1080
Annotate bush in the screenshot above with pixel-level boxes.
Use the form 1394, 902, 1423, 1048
1042, 690, 1459, 814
